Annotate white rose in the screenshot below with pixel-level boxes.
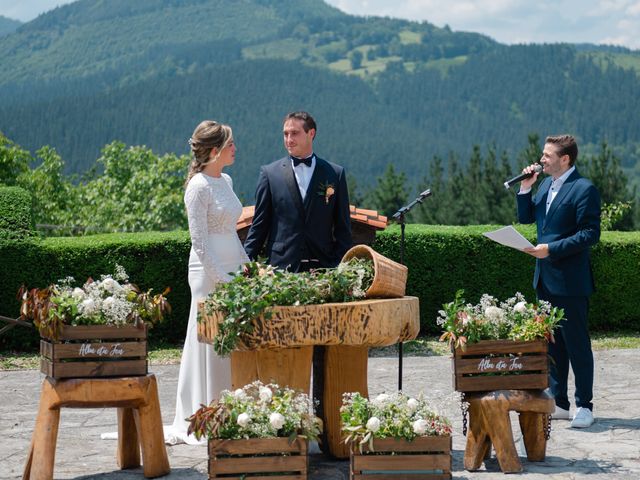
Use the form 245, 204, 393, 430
269, 412, 285, 430
366, 417, 381, 432
484, 306, 504, 322
80, 298, 96, 315
101, 278, 118, 292
413, 419, 428, 435
514, 301, 528, 314
102, 296, 115, 309
407, 398, 419, 411
237, 413, 251, 428
233, 389, 245, 399
72, 288, 86, 300
259, 386, 273, 402
373, 393, 390, 407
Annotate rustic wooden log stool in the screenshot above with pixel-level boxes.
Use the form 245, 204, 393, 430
23, 374, 170, 479
464, 389, 554, 474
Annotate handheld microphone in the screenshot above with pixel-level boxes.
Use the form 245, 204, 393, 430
503, 164, 543, 190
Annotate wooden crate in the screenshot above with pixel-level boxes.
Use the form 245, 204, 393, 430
40, 325, 147, 379
350, 436, 452, 480
208, 437, 308, 480
452, 339, 549, 393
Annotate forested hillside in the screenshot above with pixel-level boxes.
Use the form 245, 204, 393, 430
0, 15, 21, 37
1, 0, 639, 200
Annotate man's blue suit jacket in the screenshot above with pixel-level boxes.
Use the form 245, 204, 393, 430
516, 168, 600, 297
244, 156, 352, 271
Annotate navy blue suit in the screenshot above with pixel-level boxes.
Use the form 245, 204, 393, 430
244, 154, 352, 448
517, 168, 600, 411
244, 156, 352, 271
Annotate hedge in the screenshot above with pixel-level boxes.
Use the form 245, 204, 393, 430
1, 225, 638, 351
0, 231, 192, 351
373, 224, 640, 334
0, 186, 34, 240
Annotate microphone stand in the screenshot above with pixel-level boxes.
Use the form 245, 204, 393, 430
391, 189, 432, 391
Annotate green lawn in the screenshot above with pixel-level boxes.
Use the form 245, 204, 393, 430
2, 332, 638, 370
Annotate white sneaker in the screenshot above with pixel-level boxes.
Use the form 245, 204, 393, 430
551, 406, 571, 420
570, 407, 594, 428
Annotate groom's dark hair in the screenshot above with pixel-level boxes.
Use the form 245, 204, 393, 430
284, 111, 317, 134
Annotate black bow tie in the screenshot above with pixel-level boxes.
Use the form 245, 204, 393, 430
291, 155, 313, 167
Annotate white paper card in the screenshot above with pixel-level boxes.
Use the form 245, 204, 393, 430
483, 226, 534, 251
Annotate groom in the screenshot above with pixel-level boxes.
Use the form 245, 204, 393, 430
244, 111, 352, 272
244, 111, 352, 449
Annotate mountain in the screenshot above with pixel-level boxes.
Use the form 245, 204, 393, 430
1, 0, 639, 199
0, 15, 21, 37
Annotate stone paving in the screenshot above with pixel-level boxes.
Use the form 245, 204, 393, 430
1, 349, 639, 479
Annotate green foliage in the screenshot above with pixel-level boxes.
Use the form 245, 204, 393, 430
4, 140, 188, 235
601, 201, 633, 231
204, 259, 374, 355
187, 381, 321, 442
74, 142, 188, 233
365, 164, 409, 218
19, 265, 170, 340
341, 392, 452, 451
0, 186, 34, 240
0, 134, 31, 186
437, 290, 564, 349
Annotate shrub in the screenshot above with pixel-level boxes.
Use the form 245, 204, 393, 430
0, 186, 34, 240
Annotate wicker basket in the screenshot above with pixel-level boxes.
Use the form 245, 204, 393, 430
341, 244, 407, 298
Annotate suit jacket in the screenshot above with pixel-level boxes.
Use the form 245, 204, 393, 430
244, 155, 352, 271
516, 168, 600, 297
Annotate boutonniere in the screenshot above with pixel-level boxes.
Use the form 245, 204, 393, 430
318, 182, 335, 205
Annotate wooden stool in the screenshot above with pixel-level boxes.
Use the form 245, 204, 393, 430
23, 374, 170, 479
464, 389, 554, 473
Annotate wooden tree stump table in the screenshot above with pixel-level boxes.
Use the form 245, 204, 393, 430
198, 296, 420, 459
23, 374, 170, 479
463, 389, 555, 474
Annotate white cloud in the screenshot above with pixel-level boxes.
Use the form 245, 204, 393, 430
0, 0, 76, 22
0, 0, 638, 49
324, 0, 640, 49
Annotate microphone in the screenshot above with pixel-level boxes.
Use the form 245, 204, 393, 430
392, 189, 431, 220
503, 164, 543, 190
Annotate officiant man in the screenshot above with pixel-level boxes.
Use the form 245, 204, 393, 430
516, 134, 600, 429
244, 111, 352, 449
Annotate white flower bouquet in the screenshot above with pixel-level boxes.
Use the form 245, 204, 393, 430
437, 289, 564, 350
19, 265, 170, 340
188, 381, 322, 441
341, 392, 452, 452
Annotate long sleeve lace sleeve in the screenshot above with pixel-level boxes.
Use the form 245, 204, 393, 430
184, 180, 233, 284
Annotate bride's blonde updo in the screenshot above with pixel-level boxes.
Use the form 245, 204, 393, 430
185, 120, 233, 186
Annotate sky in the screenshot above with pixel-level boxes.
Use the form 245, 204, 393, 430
1, 0, 639, 50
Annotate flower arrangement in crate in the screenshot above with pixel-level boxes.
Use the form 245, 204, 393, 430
188, 381, 322, 480
438, 290, 564, 350
19, 265, 170, 340
341, 392, 453, 479
19, 265, 170, 378
202, 257, 375, 355
438, 290, 565, 393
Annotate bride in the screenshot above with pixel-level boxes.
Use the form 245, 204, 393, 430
164, 120, 249, 445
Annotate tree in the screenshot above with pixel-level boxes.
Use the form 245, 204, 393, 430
0, 134, 31, 186
365, 164, 408, 218
350, 50, 363, 69
583, 141, 636, 230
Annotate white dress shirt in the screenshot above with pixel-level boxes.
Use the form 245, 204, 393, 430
518, 165, 575, 214
291, 154, 316, 200
545, 166, 575, 213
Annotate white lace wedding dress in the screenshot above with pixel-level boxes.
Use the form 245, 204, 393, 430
164, 172, 249, 445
